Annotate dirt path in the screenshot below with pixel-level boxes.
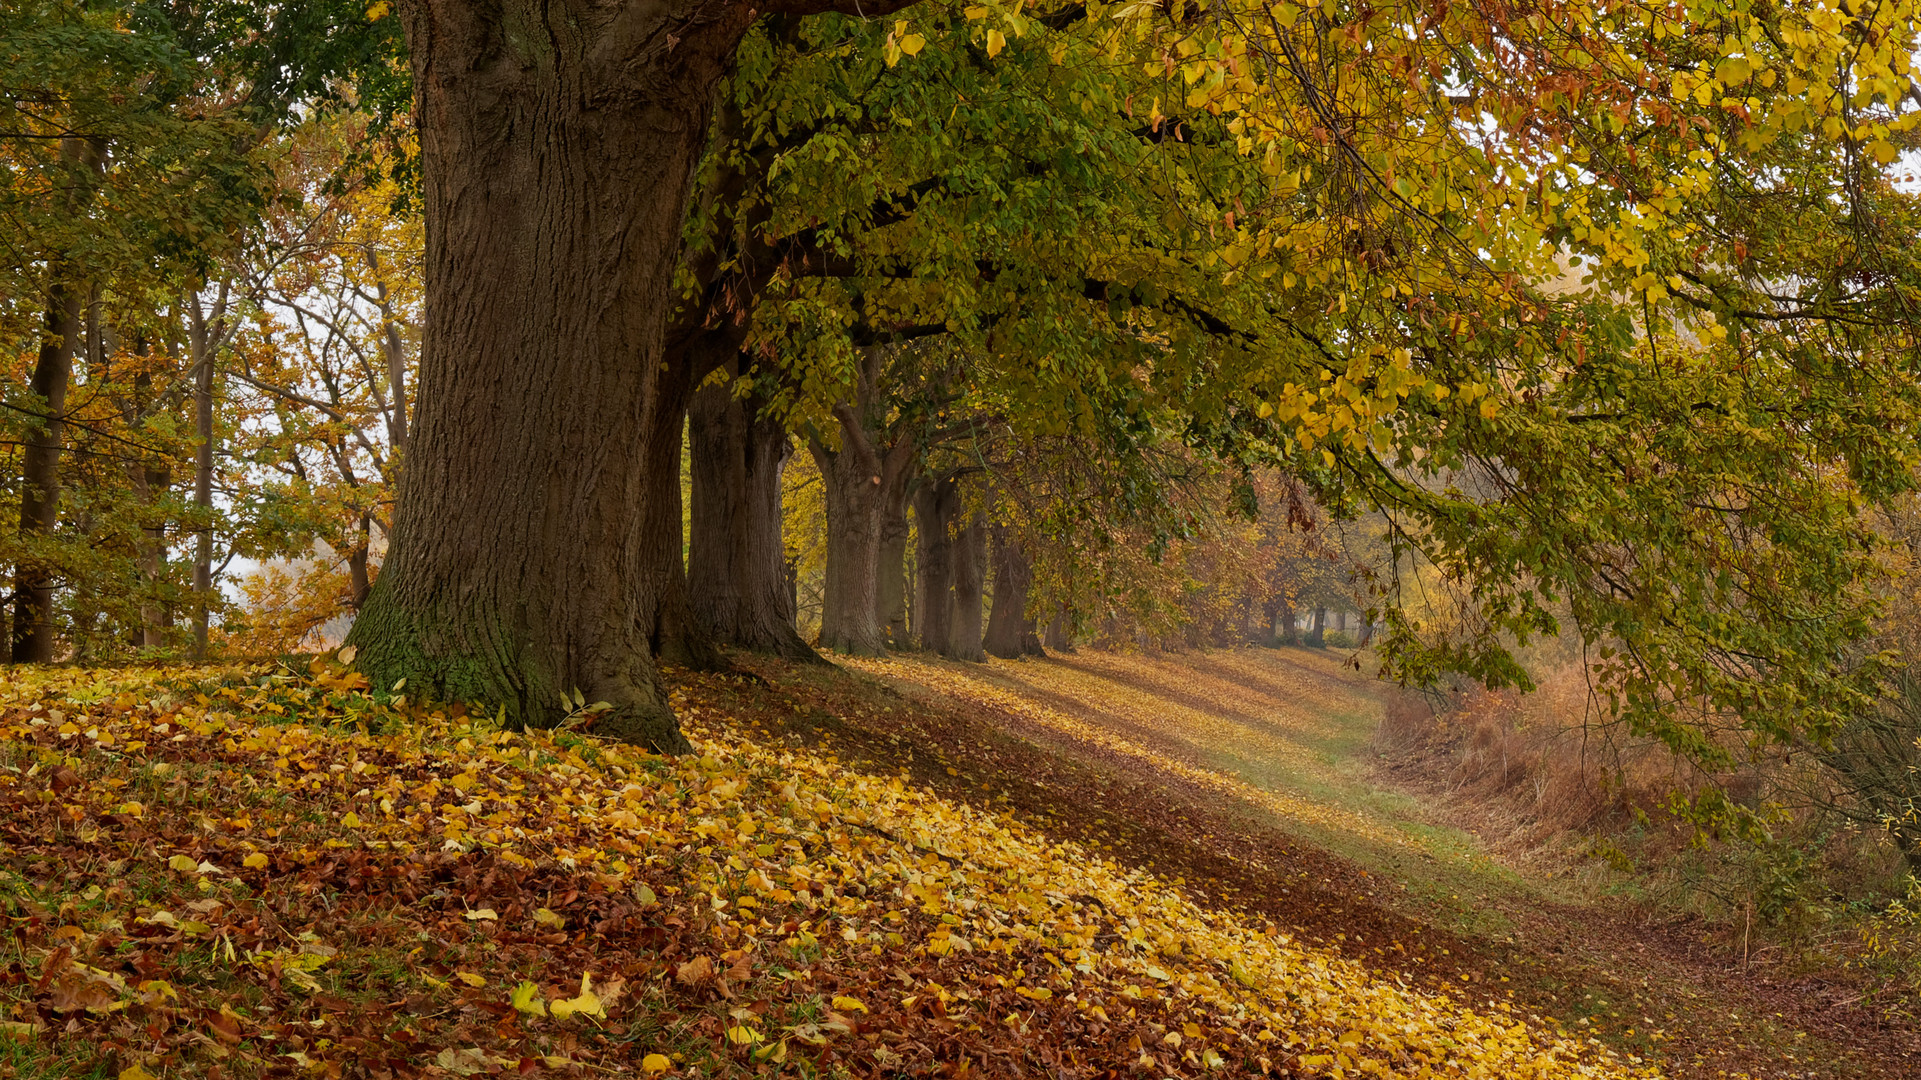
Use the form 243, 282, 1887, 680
677, 647, 1921, 1080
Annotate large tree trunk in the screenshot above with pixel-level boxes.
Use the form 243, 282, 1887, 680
813, 444, 884, 656
1044, 608, 1073, 652
13, 281, 81, 663
913, 475, 959, 654
809, 402, 914, 657
14, 137, 104, 663
950, 514, 986, 662
877, 484, 912, 648
983, 525, 1042, 659
346, 0, 768, 752
1307, 604, 1327, 647
688, 377, 820, 662
650, 418, 725, 674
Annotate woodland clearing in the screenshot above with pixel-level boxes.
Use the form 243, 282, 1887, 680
0, 648, 1910, 1079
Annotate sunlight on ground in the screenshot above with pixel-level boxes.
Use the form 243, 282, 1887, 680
845, 648, 1528, 922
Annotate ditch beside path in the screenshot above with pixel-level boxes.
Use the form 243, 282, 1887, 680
680, 646, 1921, 1080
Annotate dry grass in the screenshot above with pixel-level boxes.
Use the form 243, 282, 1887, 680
1376, 666, 1696, 853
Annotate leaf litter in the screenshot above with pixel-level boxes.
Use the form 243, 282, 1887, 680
0, 657, 1657, 1078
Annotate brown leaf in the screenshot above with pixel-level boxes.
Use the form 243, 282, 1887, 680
676, 956, 713, 986
47, 975, 114, 1013
207, 1005, 244, 1044
50, 767, 79, 794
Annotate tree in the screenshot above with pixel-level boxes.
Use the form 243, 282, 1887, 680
686, 365, 819, 661
682, 5, 1284, 662
806, 347, 921, 656
2, 0, 272, 658
344, 0, 941, 748
222, 117, 422, 650
352, 0, 1921, 773
982, 523, 1042, 659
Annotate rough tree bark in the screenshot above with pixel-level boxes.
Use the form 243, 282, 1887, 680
913, 475, 959, 654
809, 398, 915, 657
949, 514, 986, 662
350, 0, 913, 748
877, 485, 913, 648
13, 282, 81, 663
983, 525, 1042, 659
349, 0, 746, 748
687, 374, 820, 661
14, 136, 104, 663
1307, 604, 1327, 647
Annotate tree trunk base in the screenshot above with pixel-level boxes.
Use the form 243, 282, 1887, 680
349, 588, 695, 755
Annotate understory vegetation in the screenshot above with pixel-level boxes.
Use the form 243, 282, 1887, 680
1379, 652, 1921, 1034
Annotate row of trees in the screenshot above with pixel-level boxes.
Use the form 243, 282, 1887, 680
13, 0, 1921, 854
3, 0, 1382, 678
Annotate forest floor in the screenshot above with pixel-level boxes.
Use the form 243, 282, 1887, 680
703, 645, 1921, 1080
0, 649, 1909, 1078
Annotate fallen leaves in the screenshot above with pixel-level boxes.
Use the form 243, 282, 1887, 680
0, 660, 1660, 1079
549, 973, 606, 1021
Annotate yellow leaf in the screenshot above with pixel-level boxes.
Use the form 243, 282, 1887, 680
341, 811, 362, 828
510, 981, 547, 1016
551, 973, 605, 1020
455, 971, 487, 987
641, 1054, 672, 1074
337, 645, 358, 665
243, 852, 269, 869
465, 908, 498, 921
725, 1024, 761, 1045
119, 1067, 157, 1080
986, 28, 1006, 56
900, 32, 926, 55
831, 995, 868, 1013
534, 907, 566, 929
167, 854, 198, 873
